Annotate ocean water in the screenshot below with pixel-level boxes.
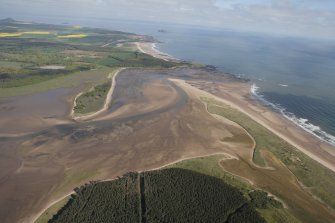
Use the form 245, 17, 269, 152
153, 28, 335, 146
12, 16, 335, 146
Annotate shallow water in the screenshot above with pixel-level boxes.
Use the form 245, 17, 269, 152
4, 68, 190, 141
0, 87, 75, 134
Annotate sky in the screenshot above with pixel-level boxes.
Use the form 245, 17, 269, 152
1, 0, 335, 39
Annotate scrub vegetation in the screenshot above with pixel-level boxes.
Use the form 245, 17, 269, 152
73, 81, 111, 115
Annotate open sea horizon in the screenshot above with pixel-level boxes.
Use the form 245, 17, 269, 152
11, 15, 335, 146
155, 27, 335, 146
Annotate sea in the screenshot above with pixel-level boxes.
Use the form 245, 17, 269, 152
14, 15, 335, 146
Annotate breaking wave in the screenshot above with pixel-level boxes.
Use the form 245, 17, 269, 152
250, 83, 335, 146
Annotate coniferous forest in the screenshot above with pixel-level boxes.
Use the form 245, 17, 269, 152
49, 168, 265, 223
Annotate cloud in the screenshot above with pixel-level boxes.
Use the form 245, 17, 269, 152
1, 0, 334, 39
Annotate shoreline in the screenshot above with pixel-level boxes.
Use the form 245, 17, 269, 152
31, 192, 74, 223
30, 70, 335, 222
71, 68, 125, 121
30, 40, 335, 223
136, 42, 176, 61
171, 79, 335, 172
143, 42, 335, 170
251, 83, 335, 147
145, 39, 335, 150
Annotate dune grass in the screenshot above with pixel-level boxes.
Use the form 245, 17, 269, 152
201, 97, 335, 210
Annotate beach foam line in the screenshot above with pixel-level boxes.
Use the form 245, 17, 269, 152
152, 43, 179, 61
250, 83, 335, 146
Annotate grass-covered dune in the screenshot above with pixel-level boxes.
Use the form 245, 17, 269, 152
47, 169, 266, 223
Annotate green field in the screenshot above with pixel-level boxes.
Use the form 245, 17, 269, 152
47, 169, 266, 223
202, 97, 335, 210
0, 18, 186, 96
0, 68, 113, 97
98, 50, 180, 68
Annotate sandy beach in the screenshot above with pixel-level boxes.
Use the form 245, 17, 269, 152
171, 79, 335, 172
1, 67, 334, 223
134, 42, 335, 172
136, 42, 175, 61
136, 39, 335, 172
1, 40, 334, 223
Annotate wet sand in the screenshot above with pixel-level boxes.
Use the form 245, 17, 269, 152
0, 67, 334, 223
180, 79, 335, 172
72, 68, 125, 121
0, 68, 253, 223
0, 87, 78, 136
172, 78, 335, 222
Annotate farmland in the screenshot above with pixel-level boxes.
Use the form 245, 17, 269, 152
0, 18, 183, 96
57, 34, 88, 38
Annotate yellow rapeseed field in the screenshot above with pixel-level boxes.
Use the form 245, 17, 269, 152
0, 32, 23, 37
0, 31, 51, 37
57, 34, 88, 38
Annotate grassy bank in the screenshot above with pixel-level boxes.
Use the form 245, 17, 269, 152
201, 97, 335, 210
73, 81, 111, 115
169, 155, 300, 223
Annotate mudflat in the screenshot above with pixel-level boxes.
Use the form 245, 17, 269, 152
0, 87, 78, 135
0, 68, 334, 223
0, 68, 252, 223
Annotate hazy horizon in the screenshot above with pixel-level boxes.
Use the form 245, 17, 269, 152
1, 0, 335, 40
